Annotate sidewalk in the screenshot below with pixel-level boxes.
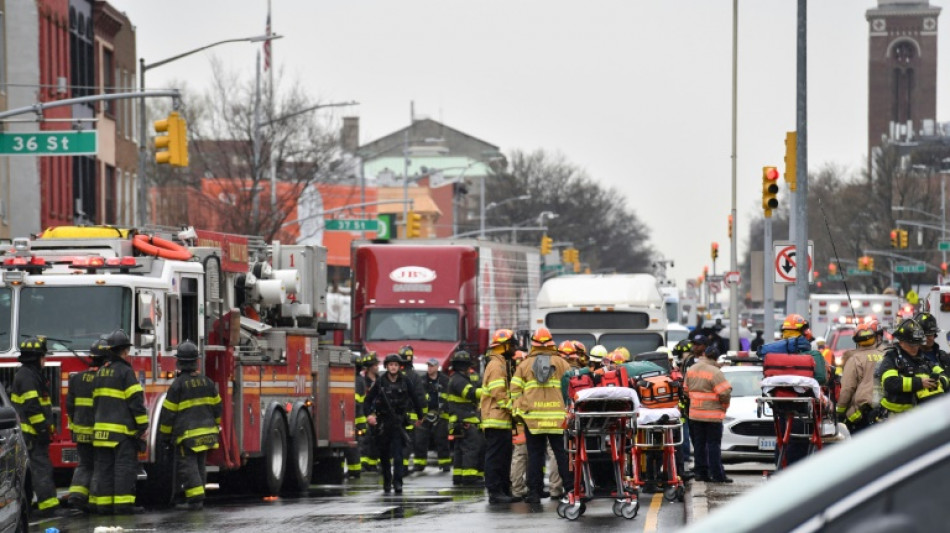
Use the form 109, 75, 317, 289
684, 463, 772, 525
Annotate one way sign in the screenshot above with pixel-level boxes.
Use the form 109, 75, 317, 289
773, 240, 814, 284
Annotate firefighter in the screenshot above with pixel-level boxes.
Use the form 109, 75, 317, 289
509, 350, 528, 500
12, 336, 70, 518
359, 352, 381, 473
398, 345, 426, 476
90, 329, 148, 515
915, 312, 950, 369
816, 337, 833, 369
158, 341, 222, 511
413, 358, 450, 473
558, 340, 581, 368
879, 318, 948, 416
65, 336, 110, 513
588, 344, 608, 370
346, 353, 366, 479
684, 344, 733, 483
365, 353, 424, 494
481, 329, 519, 503
836, 324, 885, 433
444, 350, 485, 487
510, 327, 572, 505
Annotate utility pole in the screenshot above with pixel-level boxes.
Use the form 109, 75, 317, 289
728, 0, 740, 350
793, 0, 810, 316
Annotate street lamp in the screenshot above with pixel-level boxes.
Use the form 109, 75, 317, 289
136, 33, 283, 226
485, 194, 531, 213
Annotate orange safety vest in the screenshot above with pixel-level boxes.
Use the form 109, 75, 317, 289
685, 360, 732, 422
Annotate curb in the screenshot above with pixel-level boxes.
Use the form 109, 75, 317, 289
684, 480, 708, 525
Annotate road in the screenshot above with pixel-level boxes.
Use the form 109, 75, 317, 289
32, 467, 689, 532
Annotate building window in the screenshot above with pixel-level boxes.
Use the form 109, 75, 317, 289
73, 156, 96, 224
105, 165, 116, 224
102, 49, 114, 115
0, 12, 6, 93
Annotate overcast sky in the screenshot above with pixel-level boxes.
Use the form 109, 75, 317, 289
111, 0, 949, 292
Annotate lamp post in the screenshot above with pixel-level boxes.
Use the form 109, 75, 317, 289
136, 33, 282, 227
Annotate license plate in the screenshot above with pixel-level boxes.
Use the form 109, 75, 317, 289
763, 403, 773, 416
758, 437, 776, 451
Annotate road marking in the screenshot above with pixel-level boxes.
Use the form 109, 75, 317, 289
643, 492, 663, 531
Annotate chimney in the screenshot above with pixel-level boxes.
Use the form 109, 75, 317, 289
341, 116, 360, 154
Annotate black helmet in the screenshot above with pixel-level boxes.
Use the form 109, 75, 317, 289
362, 351, 379, 367
893, 319, 925, 345
383, 353, 404, 365
90, 336, 110, 358
703, 345, 721, 359
18, 336, 48, 361
450, 350, 472, 366
175, 341, 200, 361
398, 345, 414, 363
105, 329, 132, 352
914, 312, 940, 336
671, 339, 692, 357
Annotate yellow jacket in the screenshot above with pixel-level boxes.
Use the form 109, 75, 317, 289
510, 347, 570, 434
480, 352, 512, 430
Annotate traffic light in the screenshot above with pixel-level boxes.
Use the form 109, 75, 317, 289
154, 111, 189, 167
899, 229, 909, 249
540, 235, 552, 256
573, 260, 581, 273
859, 256, 875, 271
762, 166, 780, 218
562, 249, 572, 264
828, 262, 838, 276
406, 211, 423, 238
890, 229, 899, 248
942, 262, 948, 276
727, 214, 733, 240
703, 265, 709, 279
784, 131, 797, 192
711, 242, 719, 261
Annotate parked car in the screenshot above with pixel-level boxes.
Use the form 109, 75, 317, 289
0, 386, 30, 532
825, 324, 856, 368
682, 393, 950, 532
720, 365, 774, 463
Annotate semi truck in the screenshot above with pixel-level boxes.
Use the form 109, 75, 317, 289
351, 239, 540, 369
0, 226, 354, 502
533, 273, 668, 354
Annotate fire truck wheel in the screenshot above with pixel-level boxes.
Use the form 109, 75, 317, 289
254, 413, 288, 495
283, 410, 314, 493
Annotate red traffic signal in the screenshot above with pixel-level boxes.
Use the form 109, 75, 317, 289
828, 263, 838, 276
765, 167, 780, 181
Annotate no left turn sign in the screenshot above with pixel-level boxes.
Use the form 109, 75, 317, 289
773, 241, 814, 284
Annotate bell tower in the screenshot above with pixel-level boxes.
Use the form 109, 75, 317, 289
866, 0, 940, 156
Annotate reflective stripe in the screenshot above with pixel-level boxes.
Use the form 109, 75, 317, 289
114, 495, 136, 505
91, 495, 114, 505
347, 462, 362, 470
93, 388, 128, 400
160, 424, 172, 434
881, 398, 912, 413
71, 424, 94, 435
354, 393, 366, 403
690, 392, 719, 401
94, 422, 138, 436
903, 377, 914, 393
20, 423, 37, 435
74, 397, 94, 407
11, 390, 39, 403
176, 426, 219, 445
354, 416, 367, 424
69, 485, 90, 496
690, 409, 726, 421
184, 486, 205, 498
28, 413, 45, 424
522, 381, 561, 390
38, 497, 60, 510
486, 379, 506, 390
413, 458, 427, 466
454, 468, 481, 476
480, 418, 512, 429
847, 410, 863, 423
135, 414, 148, 425
438, 457, 452, 465
712, 381, 732, 394
163, 396, 220, 412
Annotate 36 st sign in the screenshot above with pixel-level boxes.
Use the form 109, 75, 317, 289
0, 131, 98, 155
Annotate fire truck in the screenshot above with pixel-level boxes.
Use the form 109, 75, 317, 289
0, 226, 354, 502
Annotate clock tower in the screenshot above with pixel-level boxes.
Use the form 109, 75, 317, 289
866, 0, 940, 157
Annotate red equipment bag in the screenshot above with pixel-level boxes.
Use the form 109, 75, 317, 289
568, 372, 596, 400
763, 353, 816, 379
637, 374, 681, 409
596, 367, 630, 388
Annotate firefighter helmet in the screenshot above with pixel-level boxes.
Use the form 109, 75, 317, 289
383, 353, 404, 366
513, 350, 528, 363
852, 324, 876, 344
614, 347, 631, 362
175, 341, 200, 361
863, 316, 881, 333
530, 327, 555, 347
914, 312, 940, 336
558, 340, 577, 358
105, 329, 132, 351
672, 339, 692, 357
489, 329, 514, 349
18, 335, 48, 361
815, 337, 827, 347
781, 314, 809, 332
90, 336, 110, 359
362, 351, 379, 367
606, 350, 626, 365
892, 319, 925, 345
451, 350, 472, 366
572, 340, 588, 365
588, 345, 608, 363
398, 345, 414, 362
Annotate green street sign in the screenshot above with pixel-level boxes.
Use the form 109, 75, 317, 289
0, 131, 97, 155
939, 241, 950, 252
325, 219, 379, 232
894, 263, 927, 274
846, 268, 872, 276
825, 274, 844, 281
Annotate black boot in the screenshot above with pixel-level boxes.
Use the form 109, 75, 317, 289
488, 492, 517, 504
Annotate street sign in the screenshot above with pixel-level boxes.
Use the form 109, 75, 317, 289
724, 271, 741, 286
825, 274, 844, 281
0, 131, 97, 155
940, 241, 950, 252
325, 219, 379, 232
894, 262, 927, 274
846, 268, 872, 276
706, 275, 724, 283
773, 240, 814, 284
709, 281, 721, 294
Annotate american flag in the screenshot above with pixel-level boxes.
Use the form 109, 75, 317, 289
263, 6, 272, 71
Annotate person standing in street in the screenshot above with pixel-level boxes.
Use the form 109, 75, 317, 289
347, 353, 367, 479
13, 336, 73, 518
359, 352, 381, 473
836, 324, 885, 433
413, 358, 451, 473
685, 344, 733, 484
365, 353, 424, 494
880, 319, 947, 416
158, 341, 222, 511
510, 328, 572, 506
398, 345, 426, 476
508, 350, 528, 499
65, 336, 110, 513
90, 329, 148, 515
444, 350, 485, 487
481, 329, 519, 503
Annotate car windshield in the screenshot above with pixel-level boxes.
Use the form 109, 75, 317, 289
0, 288, 10, 351
832, 330, 856, 351
599, 333, 664, 355
365, 309, 458, 342
725, 369, 763, 397
18, 286, 132, 350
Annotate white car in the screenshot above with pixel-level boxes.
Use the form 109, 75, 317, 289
719, 365, 774, 462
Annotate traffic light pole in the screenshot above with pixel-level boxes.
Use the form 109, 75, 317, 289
764, 217, 775, 342
728, 0, 740, 351
793, 0, 810, 317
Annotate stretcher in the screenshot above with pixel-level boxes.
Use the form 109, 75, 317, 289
633, 406, 685, 502
558, 386, 640, 520
756, 375, 825, 470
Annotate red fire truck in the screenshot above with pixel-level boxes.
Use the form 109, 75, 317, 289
351, 239, 540, 369
0, 226, 354, 502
